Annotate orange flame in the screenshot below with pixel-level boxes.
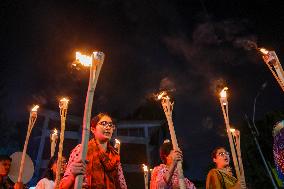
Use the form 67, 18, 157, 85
230, 128, 236, 133
259, 48, 269, 55
157, 91, 170, 100
115, 139, 120, 145
76, 52, 92, 67
142, 164, 148, 172
220, 87, 228, 98
31, 105, 39, 112
60, 98, 69, 103
53, 128, 58, 135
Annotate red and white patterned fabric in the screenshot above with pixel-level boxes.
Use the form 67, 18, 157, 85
61, 139, 127, 189
150, 164, 196, 189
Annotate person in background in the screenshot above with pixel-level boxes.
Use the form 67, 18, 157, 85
35, 156, 67, 189
206, 147, 241, 189
150, 140, 196, 189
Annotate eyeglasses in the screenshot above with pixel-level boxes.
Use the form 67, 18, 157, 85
98, 121, 116, 129
217, 152, 230, 157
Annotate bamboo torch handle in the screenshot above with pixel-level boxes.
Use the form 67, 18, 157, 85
18, 115, 36, 183
220, 100, 241, 180
74, 52, 104, 189
162, 100, 186, 189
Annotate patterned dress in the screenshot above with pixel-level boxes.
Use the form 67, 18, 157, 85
61, 139, 127, 189
206, 169, 237, 189
150, 164, 196, 189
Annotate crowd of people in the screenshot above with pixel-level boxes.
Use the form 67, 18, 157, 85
0, 112, 243, 189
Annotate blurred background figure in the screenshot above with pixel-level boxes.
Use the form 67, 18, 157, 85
35, 156, 67, 189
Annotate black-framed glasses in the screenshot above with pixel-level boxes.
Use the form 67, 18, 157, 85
217, 152, 230, 157
98, 121, 116, 129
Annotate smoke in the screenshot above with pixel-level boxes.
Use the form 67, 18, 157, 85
159, 77, 176, 92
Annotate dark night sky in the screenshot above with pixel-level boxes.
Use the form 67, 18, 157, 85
1, 0, 284, 180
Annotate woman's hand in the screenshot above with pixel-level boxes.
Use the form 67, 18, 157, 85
14, 182, 23, 189
70, 159, 87, 176
172, 149, 183, 163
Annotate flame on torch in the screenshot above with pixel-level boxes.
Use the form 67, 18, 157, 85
220, 87, 228, 98
259, 48, 269, 55
76, 52, 92, 67
60, 98, 69, 102
31, 105, 39, 112
53, 128, 58, 135
157, 91, 170, 100
115, 139, 120, 145
230, 128, 236, 133
142, 164, 148, 172
59, 97, 69, 109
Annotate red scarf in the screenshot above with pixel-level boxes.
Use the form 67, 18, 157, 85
85, 139, 121, 189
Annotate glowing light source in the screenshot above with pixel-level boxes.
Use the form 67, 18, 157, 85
220, 87, 228, 98
75, 52, 92, 67
115, 139, 120, 145
142, 164, 148, 172
31, 105, 39, 112
259, 48, 269, 55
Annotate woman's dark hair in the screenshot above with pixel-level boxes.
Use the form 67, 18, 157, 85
0, 155, 12, 162
159, 140, 173, 164
43, 156, 58, 181
91, 112, 112, 129
211, 146, 226, 159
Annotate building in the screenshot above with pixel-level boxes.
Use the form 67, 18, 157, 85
28, 109, 165, 189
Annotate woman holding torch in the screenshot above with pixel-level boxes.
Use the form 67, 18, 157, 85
59, 113, 127, 189
206, 147, 242, 189
150, 140, 196, 189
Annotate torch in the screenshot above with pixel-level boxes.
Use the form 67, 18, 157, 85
18, 105, 39, 183
219, 88, 241, 180
142, 164, 149, 189
259, 48, 284, 92
50, 128, 58, 158
54, 98, 69, 189
157, 91, 186, 189
230, 129, 247, 189
114, 139, 121, 154
73, 51, 105, 189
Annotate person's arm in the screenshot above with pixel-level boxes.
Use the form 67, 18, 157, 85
163, 149, 183, 185
59, 145, 86, 189
13, 182, 24, 189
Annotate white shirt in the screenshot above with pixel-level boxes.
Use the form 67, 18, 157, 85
35, 178, 54, 189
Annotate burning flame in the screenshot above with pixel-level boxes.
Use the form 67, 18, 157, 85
115, 139, 120, 145
60, 98, 69, 103
230, 128, 236, 133
53, 128, 58, 135
76, 52, 92, 66
220, 87, 228, 98
31, 105, 39, 112
259, 48, 269, 55
157, 91, 170, 100
142, 164, 148, 172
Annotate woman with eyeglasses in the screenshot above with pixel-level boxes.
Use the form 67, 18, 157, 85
150, 140, 196, 189
36, 155, 67, 189
59, 113, 127, 189
206, 147, 241, 189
